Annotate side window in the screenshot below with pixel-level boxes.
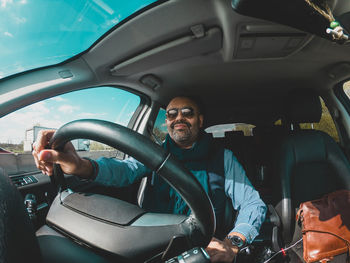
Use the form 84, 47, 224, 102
300, 97, 339, 142
234, 123, 255, 136
274, 119, 282, 126
152, 108, 167, 142
344, 81, 350, 99
0, 87, 140, 156
205, 123, 255, 137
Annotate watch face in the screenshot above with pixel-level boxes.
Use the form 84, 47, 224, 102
229, 235, 244, 248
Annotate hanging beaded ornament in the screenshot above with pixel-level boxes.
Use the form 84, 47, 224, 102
305, 0, 349, 43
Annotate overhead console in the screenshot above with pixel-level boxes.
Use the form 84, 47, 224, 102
234, 23, 311, 59
110, 26, 222, 76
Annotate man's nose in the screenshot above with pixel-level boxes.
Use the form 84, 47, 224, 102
175, 111, 185, 121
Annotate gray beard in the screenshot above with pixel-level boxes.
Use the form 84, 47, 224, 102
172, 129, 192, 143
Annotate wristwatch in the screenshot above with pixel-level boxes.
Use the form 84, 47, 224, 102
227, 235, 245, 250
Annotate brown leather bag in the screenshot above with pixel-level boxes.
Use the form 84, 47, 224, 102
296, 190, 350, 263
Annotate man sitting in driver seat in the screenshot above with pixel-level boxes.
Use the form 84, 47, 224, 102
32, 96, 267, 263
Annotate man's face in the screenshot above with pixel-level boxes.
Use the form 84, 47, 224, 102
165, 97, 203, 148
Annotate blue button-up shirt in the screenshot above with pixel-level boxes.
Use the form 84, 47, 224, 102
95, 149, 267, 244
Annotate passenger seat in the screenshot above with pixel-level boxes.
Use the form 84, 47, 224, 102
273, 88, 350, 245
251, 125, 288, 203
223, 130, 246, 169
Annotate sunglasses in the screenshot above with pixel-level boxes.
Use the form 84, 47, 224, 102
166, 107, 195, 120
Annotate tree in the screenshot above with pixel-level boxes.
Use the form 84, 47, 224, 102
300, 99, 339, 141
90, 141, 107, 151
153, 127, 167, 142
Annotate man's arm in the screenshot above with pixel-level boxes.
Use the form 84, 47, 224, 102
224, 149, 267, 244
94, 157, 151, 187
32, 130, 150, 186
206, 150, 267, 263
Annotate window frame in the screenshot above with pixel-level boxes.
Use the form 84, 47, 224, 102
333, 80, 350, 149
334, 79, 350, 115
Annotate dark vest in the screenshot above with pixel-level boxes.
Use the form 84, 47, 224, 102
207, 145, 228, 239
142, 136, 231, 239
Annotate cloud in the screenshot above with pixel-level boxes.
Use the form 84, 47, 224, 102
104, 16, 120, 27
1, 0, 13, 8
15, 64, 24, 72
0, 127, 23, 143
30, 101, 50, 114
78, 112, 106, 118
115, 100, 130, 125
49, 96, 66, 102
0, 115, 64, 143
110, 18, 119, 25
3, 102, 50, 128
93, 0, 114, 15
0, 102, 63, 143
13, 16, 26, 24
58, 104, 79, 114
0, 0, 26, 8
4, 31, 13, 37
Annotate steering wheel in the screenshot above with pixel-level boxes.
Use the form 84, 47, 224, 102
45, 119, 215, 261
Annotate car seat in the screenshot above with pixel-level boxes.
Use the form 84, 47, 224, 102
273, 88, 350, 245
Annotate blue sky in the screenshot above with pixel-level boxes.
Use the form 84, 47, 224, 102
0, 87, 140, 143
0, 0, 156, 78
0, 0, 157, 143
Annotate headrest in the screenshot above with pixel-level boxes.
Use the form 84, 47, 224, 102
285, 88, 321, 123
253, 126, 273, 136
253, 125, 287, 139
225, 130, 244, 138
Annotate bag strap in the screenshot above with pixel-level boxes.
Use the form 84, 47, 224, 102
296, 208, 303, 223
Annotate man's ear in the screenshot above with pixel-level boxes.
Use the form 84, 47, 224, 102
199, 114, 204, 128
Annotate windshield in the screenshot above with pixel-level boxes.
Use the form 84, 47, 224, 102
0, 0, 157, 79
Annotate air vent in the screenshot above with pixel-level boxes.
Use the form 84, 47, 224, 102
11, 175, 38, 187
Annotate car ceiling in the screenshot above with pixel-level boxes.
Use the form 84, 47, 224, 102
2, 0, 350, 127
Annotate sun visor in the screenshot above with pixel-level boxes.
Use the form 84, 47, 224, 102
110, 27, 222, 76
231, 0, 335, 41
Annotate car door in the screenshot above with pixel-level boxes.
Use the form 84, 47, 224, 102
0, 86, 146, 229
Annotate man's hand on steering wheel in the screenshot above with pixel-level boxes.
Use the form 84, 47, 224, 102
32, 130, 94, 179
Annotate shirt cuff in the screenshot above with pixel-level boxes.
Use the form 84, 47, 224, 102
230, 223, 259, 244
94, 157, 115, 186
